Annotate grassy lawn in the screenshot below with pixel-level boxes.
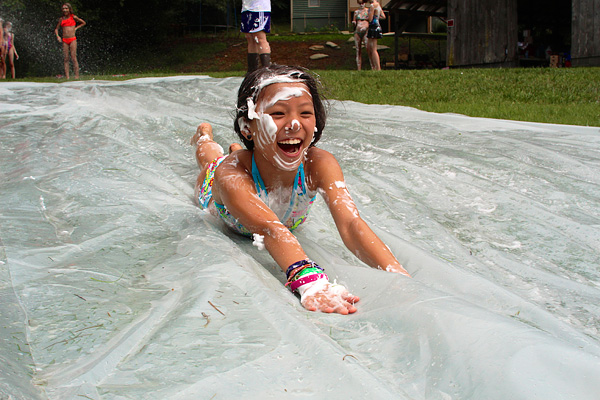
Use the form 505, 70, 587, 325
5, 30, 599, 127
317, 68, 600, 127
209, 67, 600, 127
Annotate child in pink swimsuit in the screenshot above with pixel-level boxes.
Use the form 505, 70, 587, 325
3, 21, 19, 79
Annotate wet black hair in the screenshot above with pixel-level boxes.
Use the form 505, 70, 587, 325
233, 64, 328, 150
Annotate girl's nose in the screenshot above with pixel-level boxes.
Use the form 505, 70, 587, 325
285, 119, 301, 133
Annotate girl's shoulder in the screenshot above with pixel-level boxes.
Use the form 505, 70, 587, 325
306, 146, 335, 162
305, 147, 342, 182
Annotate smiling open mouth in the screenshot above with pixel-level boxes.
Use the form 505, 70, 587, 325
278, 138, 303, 155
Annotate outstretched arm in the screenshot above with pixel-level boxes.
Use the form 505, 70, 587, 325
308, 148, 410, 276
213, 152, 359, 314
214, 155, 308, 268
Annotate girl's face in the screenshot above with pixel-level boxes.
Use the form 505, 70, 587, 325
62, 5, 70, 14
247, 82, 317, 171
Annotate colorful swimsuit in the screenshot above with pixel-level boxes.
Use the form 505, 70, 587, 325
354, 7, 370, 37
367, 6, 383, 39
198, 155, 317, 237
355, 7, 369, 22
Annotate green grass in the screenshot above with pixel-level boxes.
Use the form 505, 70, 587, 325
12, 67, 597, 127
208, 67, 599, 126
316, 68, 600, 127
6, 28, 599, 127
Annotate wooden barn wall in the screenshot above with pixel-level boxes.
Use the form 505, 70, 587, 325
447, 0, 518, 67
572, 0, 600, 66
291, 0, 348, 32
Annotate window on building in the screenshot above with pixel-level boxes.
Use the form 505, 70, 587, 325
308, 0, 320, 7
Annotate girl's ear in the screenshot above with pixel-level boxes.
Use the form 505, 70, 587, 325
239, 117, 254, 141
241, 128, 253, 141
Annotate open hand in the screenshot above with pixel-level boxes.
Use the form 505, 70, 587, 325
301, 282, 360, 315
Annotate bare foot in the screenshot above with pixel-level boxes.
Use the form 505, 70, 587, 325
191, 123, 213, 146
229, 143, 243, 153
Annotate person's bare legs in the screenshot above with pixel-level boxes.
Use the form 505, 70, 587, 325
245, 31, 271, 71
8, 50, 15, 79
0, 55, 5, 79
191, 123, 224, 168
0, 49, 6, 79
70, 41, 79, 79
62, 42, 70, 79
192, 123, 228, 203
354, 33, 364, 71
191, 123, 245, 202
246, 31, 270, 55
367, 38, 381, 71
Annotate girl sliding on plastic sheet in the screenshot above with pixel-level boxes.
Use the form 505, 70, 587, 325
192, 65, 410, 315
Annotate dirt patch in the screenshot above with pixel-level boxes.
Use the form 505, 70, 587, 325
176, 36, 358, 73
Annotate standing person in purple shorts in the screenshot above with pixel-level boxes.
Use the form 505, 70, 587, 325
241, 0, 272, 73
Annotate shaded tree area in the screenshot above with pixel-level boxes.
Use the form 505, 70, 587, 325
0, 0, 290, 77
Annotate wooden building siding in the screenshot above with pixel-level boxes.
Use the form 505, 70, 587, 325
572, 0, 600, 66
291, 0, 349, 32
447, 0, 517, 67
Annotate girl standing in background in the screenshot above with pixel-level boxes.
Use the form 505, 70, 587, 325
3, 21, 18, 79
54, 3, 86, 79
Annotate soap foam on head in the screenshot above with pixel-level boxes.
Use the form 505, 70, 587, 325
246, 83, 313, 171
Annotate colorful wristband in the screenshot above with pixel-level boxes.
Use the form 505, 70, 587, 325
289, 272, 329, 293
285, 259, 323, 281
294, 267, 323, 279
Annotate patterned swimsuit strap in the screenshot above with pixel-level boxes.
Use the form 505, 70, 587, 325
251, 153, 305, 204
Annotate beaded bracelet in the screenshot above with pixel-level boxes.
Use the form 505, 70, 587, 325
285, 259, 323, 282
285, 259, 328, 294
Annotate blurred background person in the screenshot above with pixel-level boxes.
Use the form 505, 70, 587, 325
352, 0, 369, 71
241, 0, 272, 73
366, 0, 385, 71
3, 21, 18, 79
54, 3, 86, 79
